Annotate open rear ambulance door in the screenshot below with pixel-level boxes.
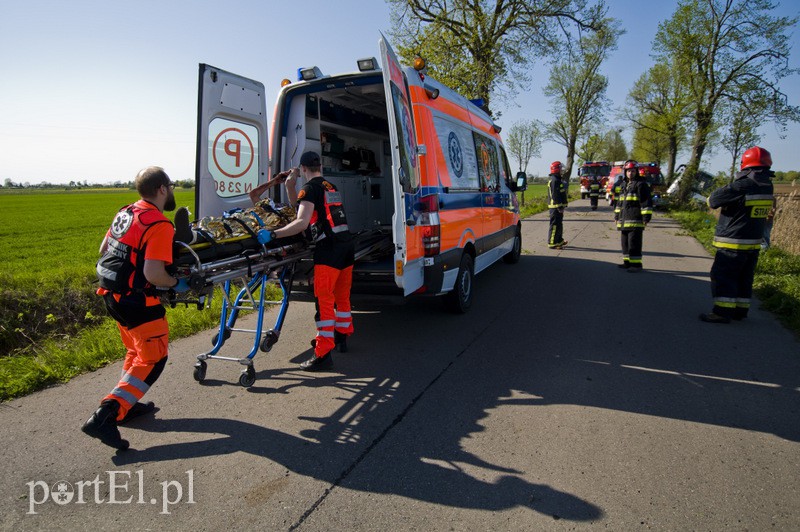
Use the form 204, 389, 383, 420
195, 64, 269, 219
379, 36, 424, 295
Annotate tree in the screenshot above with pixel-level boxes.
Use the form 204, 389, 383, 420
506, 119, 543, 173
631, 114, 670, 165
653, 0, 800, 202
720, 100, 763, 181
506, 119, 543, 205
544, 21, 619, 177
623, 61, 692, 181
602, 129, 628, 161
387, 0, 608, 116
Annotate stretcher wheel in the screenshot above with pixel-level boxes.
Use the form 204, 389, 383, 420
193, 360, 207, 383
239, 366, 256, 388
260, 330, 279, 352
212, 328, 232, 346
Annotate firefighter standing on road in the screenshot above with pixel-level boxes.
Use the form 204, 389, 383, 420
82, 167, 189, 450
588, 173, 601, 211
700, 146, 775, 324
547, 161, 568, 249
615, 160, 653, 272
255, 151, 354, 369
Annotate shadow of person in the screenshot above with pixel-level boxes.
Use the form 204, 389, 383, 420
112, 416, 601, 520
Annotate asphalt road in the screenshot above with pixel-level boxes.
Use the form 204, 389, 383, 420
2, 199, 798, 531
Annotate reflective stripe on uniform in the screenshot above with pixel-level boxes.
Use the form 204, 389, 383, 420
121, 373, 150, 394
713, 297, 738, 308
109, 387, 139, 406
713, 236, 763, 250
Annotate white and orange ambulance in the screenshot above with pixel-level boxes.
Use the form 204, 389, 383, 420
195, 36, 526, 312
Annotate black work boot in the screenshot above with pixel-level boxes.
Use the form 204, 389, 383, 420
699, 312, 731, 324
334, 331, 348, 353
81, 400, 129, 450
300, 351, 333, 371
119, 401, 157, 425
173, 207, 194, 244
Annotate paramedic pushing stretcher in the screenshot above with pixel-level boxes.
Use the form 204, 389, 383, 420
82, 167, 189, 450
253, 151, 354, 371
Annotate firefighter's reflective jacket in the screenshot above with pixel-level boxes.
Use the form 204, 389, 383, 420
708, 168, 774, 251
96, 201, 173, 295
547, 173, 568, 209
615, 178, 653, 230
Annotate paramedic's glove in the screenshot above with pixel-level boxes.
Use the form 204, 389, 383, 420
172, 278, 190, 293
257, 229, 275, 245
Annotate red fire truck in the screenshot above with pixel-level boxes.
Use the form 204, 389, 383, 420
578, 161, 611, 199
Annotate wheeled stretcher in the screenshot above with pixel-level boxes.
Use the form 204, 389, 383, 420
168, 204, 394, 387
169, 234, 310, 387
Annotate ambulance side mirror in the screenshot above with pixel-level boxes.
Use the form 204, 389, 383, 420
509, 172, 527, 192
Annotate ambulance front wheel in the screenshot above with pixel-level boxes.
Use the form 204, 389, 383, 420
503, 226, 522, 264
444, 253, 474, 314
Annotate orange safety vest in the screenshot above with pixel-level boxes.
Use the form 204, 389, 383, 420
96, 203, 172, 295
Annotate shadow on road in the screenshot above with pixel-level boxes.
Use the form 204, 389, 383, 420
109, 250, 799, 523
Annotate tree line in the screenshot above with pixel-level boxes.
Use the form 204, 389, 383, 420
1, 178, 194, 190
387, 0, 799, 201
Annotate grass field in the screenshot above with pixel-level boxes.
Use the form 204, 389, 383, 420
0, 182, 554, 401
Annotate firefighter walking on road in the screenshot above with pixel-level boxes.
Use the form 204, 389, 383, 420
700, 146, 775, 324
615, 160, 653, 272
547, 161, 568, 249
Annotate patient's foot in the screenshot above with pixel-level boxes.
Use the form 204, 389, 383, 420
174, 207, 194, 244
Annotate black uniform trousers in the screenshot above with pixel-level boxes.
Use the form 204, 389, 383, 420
710, 248, 759, 319
620, 228, 643, 267
548, 208, 565, 247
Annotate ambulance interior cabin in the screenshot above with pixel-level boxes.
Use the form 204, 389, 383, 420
277, 74, 397, 281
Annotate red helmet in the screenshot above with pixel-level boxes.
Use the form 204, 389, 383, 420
550, 161, 563, 174
623, 160, 638, 170
741, 146, 772, 170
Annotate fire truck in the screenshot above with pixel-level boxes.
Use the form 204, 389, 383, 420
637, 162, 666, 206
577, 161, 611, 199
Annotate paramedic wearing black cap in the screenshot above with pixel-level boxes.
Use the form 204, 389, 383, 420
700, 146, 775, 324
255, 151, 354, 370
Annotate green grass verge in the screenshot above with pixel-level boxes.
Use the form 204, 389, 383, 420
670, 208, 800, 335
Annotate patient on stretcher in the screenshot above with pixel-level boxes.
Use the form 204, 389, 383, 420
175, 200, 296, 245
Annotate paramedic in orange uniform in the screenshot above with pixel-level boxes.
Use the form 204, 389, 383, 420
254, 151, 354, 370
82, 167, 189, 450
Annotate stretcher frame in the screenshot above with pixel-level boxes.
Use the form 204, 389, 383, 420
170, 230, 393, 387
172, 239, 313, 387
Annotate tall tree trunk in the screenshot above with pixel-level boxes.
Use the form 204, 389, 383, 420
679, 108, 712, 202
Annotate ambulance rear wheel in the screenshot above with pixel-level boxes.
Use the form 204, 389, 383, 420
503, 227, 522, 264
444, 253, 474, 314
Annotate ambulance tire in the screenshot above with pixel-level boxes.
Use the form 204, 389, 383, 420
444, 253, 474, 314
503, 226, 522, 264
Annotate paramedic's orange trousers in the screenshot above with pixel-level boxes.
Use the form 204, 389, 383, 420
313, 264, 354, 357
105, 317, 169, 420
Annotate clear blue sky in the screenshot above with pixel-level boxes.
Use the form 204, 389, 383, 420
1, 0, 798, 184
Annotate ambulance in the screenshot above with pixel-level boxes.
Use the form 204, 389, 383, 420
194, 36, 526, 312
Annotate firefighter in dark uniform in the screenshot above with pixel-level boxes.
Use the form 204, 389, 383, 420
588, 173, 601, 210
82, 167, 189, 450
547, 161, 568, 249
610, 169, 625, 210
257, 151, 354, 369
615, 160, 653, 272
700, 146, 775, 323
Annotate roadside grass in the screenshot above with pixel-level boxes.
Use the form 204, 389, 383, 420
0, 188, 245, 401
670, 207, 800, 335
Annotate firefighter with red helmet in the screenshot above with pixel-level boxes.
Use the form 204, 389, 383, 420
700, 146, 775, 323
547, 161, 568, 249
615, 160, 653, 271
256, 151, 354, 368
82, 167, 189, 450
